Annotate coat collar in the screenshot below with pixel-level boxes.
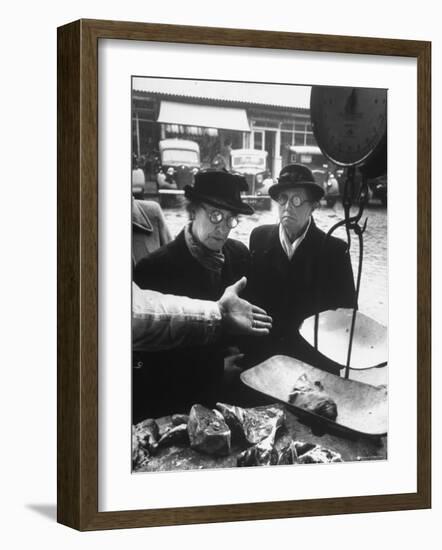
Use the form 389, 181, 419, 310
295, 217, 321, 252
264, 218, 318, 249
132, 198, 153, 233
260, 218, 322, 266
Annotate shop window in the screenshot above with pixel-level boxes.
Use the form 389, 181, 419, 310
280, 131, 294, 156
306, 133, 317, 146
253, 131, 264, 149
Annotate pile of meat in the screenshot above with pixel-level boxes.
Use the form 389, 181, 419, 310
132, 402, 342, 470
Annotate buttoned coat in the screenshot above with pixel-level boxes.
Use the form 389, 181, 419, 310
244, 219, 356, 372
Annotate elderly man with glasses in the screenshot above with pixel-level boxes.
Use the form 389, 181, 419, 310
245, 163, 357, 373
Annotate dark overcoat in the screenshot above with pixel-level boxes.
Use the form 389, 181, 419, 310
132, 230, 249, 422
244, 219, 356, 373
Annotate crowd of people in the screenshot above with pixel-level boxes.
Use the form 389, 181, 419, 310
132, 164, 356, 423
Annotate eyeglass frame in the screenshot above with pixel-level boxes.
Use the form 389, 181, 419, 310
275, 192, 313, 208
200, 204, 240, 228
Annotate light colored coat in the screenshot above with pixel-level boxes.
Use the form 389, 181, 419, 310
132, 199, 172, 266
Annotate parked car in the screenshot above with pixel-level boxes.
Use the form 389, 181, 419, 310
146, 139, 200, 208
158, 139, 200, 190
286, 145, 340, 207
230, 149, 268, 192
336, 169, 387, 207
230, 148, 272, 209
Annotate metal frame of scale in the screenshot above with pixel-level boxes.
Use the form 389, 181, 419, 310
308, 85, 389, 379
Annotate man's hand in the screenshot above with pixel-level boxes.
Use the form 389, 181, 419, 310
217, 277, 272, 336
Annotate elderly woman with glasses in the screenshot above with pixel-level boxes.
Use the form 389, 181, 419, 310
133, 170, 258, 421
245, 163, 357, 373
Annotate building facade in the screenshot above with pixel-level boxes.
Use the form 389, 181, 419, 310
132, 78, 316, 179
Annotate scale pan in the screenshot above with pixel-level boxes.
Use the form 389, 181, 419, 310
299, 308, 388, 370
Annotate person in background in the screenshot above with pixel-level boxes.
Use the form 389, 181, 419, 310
259, 170, 274, 195
132, 197, 172, 266
156, 166, 178, 190
245, 163, 356, 374
220, 138, 232, 170
156, 166, 180, 208
211, 153, 227, 170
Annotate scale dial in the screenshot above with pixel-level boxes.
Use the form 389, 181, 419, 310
310, 86, 387, 167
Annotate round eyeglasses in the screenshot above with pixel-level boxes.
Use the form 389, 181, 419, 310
276, 193, 311, 208
201, 205, 239, 228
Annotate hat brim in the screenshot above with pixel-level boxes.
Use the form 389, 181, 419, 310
268, 180, 324, 201
184, 186, 254, 215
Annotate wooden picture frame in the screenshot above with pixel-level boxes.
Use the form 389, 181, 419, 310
57, 18, 431, 530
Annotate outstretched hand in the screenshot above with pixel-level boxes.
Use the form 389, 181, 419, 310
217, 277, 272, 336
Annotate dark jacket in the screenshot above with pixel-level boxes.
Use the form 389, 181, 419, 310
244, 219, 356, 372
132, 199, 172, 266
132, 230, 250, 421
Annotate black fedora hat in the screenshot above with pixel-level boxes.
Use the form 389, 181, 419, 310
268, 163, 324, 201
184, 169, 254, 215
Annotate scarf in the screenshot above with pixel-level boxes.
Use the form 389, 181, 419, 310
184, 223, 225, 273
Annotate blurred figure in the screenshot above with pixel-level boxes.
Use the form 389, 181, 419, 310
156, 166, 178, 190
132, 197, 172, 266
220, 138, 232, 170
259, 170, 274, 195
211, 153, 227, 170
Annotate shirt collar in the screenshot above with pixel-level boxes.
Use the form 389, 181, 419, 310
279, 217, 311, 260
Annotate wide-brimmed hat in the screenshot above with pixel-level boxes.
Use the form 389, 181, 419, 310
184, 169, 254, 215
268, 163, 324, 201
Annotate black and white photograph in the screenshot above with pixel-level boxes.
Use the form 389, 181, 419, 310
130, 77, 388, 473
1, 0, 435, 542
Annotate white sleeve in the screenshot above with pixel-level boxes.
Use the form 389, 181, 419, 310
132, 283, 222, 351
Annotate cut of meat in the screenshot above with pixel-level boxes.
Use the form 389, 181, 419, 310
242, 406, 285, 444
216, 402, 285, 445
237, 433, 279, 467
288, 373, 338, 421
276, 443, 296, 465
235, 405, 285, 467
171, 414, 189, 426
214, 403, 246, 443
157, 424, 189, 448
132, 433, 150, 469
239, 439, 343, 467
133, 418, 159, 451
188, 404, 231, 456
132, 418, 160, 469
292, 441, 342, 464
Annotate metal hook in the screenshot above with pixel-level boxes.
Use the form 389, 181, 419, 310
362, 217, 368, 233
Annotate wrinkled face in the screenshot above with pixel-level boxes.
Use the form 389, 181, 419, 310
191, 202, 237, 251
276, 187, 315, 241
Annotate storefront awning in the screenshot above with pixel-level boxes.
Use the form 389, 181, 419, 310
157, 101, 250, 132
